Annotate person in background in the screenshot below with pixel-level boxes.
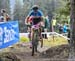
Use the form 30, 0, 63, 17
44, 28, 48, 39
42, 16, 49, 39
67, 28, 70, 44
44, 16, 50, 39
0, 13, 4, 22
63, 23, 68, 33
52, 17, 57, 32
58, 23, 63, 34
0, 9, 10, 22
45, 15, 50, 31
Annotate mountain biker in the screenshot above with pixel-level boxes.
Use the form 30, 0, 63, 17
25, 5, 44, 47
0, 9, 10, 22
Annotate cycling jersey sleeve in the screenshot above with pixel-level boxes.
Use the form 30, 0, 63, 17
38, 10, 43, 16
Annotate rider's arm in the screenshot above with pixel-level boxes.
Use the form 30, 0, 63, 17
25, 16, 29, 25
38, 10, 43, 16
25, 10, 33, 25
38, 10, 44, 21
38, 10, 45, 27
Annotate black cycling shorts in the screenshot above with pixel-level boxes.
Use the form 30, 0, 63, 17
32, 17, 42, 25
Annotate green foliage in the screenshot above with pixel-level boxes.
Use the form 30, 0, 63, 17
20, 36, 29, 42
59, 3, 70, 16
55, 0, 70, 24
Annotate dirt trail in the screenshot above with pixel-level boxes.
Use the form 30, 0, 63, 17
0, 43, 70, 61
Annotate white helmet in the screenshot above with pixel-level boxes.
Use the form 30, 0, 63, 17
32, 5, 39, 10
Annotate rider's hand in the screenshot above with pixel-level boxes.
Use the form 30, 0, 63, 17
40, 21, 45, 27
25, 16, 29, 25
25, 22, 28, 25
25, 22, 31, 26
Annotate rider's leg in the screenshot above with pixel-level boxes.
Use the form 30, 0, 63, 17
28, 27, 31, 41
31, 28, 35, 56
39, 27, 43, 47
32, 43, 35, 56
31, 28, 34, 41
35, 43, 38, 52
28, 27, 32, 48
40, 21, 45, 47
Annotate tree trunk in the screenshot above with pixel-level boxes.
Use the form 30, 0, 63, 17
68, 0, 75, 60
70, 0, 75, 49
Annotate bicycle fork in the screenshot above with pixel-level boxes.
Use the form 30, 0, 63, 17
32, 32, 39, 56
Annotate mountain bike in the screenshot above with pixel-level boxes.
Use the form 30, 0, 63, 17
31, 17, 43, 56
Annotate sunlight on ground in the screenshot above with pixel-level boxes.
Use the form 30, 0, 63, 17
20, 35, 68, 47
1, 35, 68, 53
43, 36, 68, 47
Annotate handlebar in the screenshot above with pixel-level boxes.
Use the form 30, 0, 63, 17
25, 16, 43, 26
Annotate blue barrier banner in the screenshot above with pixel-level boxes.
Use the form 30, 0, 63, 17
0, 21, 19, 49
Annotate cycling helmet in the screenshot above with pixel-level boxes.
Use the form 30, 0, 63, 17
32, 5, 39, 10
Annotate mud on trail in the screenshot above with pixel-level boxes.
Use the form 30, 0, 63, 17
0, 44, 70, 61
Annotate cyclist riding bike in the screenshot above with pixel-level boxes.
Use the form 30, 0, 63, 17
25, 5, 44, 48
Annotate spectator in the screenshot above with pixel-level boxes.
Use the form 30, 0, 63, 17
58, 23, 63, 34
44, 28, 48, 39
45, 15, 50, 31
42, 16, 49, 39
67, 28, 70, 43
0, 13, 4, 22
1, 9, 11, 22
63, 23, 68, 33
52, 17, 57, 32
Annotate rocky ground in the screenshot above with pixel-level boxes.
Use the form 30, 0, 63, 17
0, 44, 70, 61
